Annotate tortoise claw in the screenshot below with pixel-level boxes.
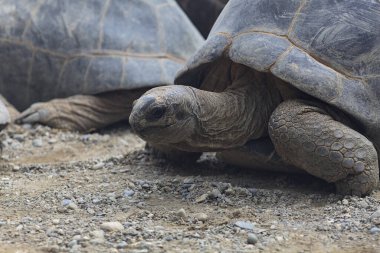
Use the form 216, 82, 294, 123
16, 103, 50, 125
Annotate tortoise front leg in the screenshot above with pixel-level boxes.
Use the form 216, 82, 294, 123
16, 89, 147, 132
268, 99, 379, 196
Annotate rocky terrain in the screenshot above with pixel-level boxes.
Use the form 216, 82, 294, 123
0, 123, 380, 253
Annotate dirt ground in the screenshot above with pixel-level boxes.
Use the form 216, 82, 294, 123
0, 122, 380, 253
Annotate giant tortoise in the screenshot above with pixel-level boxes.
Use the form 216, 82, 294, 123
0, 0, 203, 131
130, 0, 380, 196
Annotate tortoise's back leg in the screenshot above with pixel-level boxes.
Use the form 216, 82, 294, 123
269, 99, 379, 196
16, 89, 148, 132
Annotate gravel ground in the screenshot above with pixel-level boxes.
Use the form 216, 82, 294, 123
0, 123, 380, 253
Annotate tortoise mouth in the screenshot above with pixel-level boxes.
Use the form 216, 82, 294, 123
134, 123, 174, 135
130, 119, 176, 142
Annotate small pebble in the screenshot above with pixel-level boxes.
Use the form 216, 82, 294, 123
117, 241, 128, 249
224, 188, 235, 195
68, 240, 77, 248
12, 165, 20, 172
164, 235, 173, 241
46, 228, 56, 237
90, 238, 105, 245
90, 230, 105, 238
370, 209, 380, 221
62, 199, 72, 206
194, 213, 208, 222
22, 123, 32, 129
92, 198, 101, 204
124, 189, 135, 197
100, 222, 124, 232
13, 135, 25, 142
142, 183, 150, 189
176, 208, 187, 219
342, 199, 349, 205
195, 194, 208, 203
183, 177, 194, 184
48, 138, 57, 144
247, 233, 258, 245
67, 202, 79, 210
71, 235, 81, 241
52, 219, 60, 225
357, 200, 368, 209
235, 221, 255, 230
370, 227, 380, 234
209, 189, 221, 199
32, 139, 43, 147
91, 162, 104, 170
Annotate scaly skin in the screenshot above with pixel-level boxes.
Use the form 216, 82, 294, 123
16, 89, 147, 132
130, 64, 282, 151
268, 99, 379, 196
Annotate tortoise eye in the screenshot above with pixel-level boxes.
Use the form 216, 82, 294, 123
148, 107, 166, 121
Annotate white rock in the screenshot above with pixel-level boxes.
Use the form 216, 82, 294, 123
67, 202, 79, 210
100, 222, 124, 232
235, 221, 255, 230
194, 213, 208, 222
91, 162, 105, 170
90, 230, 105, 238
32, 139, 43, 147
52, 219, 60, 225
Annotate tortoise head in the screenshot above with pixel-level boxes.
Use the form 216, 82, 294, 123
129, 85, 198, 144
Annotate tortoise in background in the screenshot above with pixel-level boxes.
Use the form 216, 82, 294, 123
130, 0, 380, 196
0, 0, 203, 131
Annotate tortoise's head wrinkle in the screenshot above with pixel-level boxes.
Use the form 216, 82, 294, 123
129, 85, 198, 144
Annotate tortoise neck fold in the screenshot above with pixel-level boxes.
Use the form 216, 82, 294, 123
178, 68, 282, 151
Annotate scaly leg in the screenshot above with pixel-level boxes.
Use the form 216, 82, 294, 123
269, 99, 379, 196
16, 89, 147, 132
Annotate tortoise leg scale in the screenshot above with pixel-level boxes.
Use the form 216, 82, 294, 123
268, 99, 379, 196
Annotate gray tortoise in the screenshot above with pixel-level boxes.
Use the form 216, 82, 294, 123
0, 0, 203, 131
130, 0, 380, 196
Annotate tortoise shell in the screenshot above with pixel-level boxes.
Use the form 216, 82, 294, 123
175, 0, 380, 149
0, 0, 203, 110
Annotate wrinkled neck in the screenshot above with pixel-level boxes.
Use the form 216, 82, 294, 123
177, 69, 282, 151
